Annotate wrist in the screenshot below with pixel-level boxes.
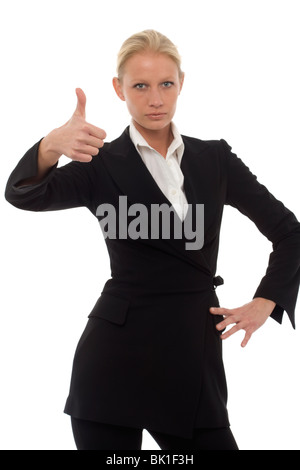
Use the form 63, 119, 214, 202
39, 130, 62, 166
253, 297, 276, 314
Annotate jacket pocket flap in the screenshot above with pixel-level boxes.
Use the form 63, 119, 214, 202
88, 293, 130, 325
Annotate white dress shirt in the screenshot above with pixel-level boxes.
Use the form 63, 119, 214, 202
129, 121, 189, 221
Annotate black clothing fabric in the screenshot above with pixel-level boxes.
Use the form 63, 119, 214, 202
5, 128, 300, 438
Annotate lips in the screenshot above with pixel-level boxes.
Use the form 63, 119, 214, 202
145, 113, 167, 119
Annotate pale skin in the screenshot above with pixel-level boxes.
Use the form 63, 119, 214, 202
25, 51, 276, 347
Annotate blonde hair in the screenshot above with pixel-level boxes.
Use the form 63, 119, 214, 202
116, 29, 184, 81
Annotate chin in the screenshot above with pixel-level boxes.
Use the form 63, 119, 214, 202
140, 119, 171, 132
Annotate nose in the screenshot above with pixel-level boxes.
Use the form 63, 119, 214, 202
148, 87, 163, 108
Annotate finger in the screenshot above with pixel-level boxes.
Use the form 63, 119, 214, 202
82, 134, 105, 149
74, 88, 86, 118
216, 318, 231, 331
70, 152, 93, 163
73, 144, 100, 157
241, 331, 252, 348
84, 122, 107, 140
215, 313, 241, 331
81, 145, 100, 156
220, 323, 241, 340
76, 132, 105, 149
210, 307, 231, 315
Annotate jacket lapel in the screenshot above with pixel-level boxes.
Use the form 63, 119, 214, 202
100, 128, 211, 273
101, 127, 175, 209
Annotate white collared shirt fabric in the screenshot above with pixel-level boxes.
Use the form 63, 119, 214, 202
129, 122, 189, 221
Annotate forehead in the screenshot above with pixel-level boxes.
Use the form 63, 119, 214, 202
122, 52, 179, 80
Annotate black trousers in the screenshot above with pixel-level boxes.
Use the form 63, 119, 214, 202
71, 417, 239, 450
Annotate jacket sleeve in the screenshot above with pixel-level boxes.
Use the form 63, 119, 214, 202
4, 139, 96, 213
222, 139, 300, 328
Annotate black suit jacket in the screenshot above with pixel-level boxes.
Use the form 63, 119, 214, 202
5, 128, 300, 438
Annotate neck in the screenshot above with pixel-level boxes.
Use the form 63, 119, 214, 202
133, 121, 173, 158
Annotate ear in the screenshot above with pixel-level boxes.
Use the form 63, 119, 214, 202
112, 77, 125, 101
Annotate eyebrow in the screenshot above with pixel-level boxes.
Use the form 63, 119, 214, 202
129, 77, 177, 84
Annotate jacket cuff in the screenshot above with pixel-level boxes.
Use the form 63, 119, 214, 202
5, 139, 58, 207
253, 286, 297, 329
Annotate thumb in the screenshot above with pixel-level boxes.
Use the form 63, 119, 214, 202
74, 88, 86, 118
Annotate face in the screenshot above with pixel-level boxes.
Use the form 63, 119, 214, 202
113, 52, 184, 137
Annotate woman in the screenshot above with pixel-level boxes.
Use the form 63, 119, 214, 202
5, 30, 300, 450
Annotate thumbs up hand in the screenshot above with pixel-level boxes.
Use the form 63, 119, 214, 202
43, 89, 107, 163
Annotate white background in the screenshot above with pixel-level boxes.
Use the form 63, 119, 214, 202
0, 0, 299, 450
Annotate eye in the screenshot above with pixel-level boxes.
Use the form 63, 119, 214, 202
162, 81, 174, 88
134, 83, 147, 90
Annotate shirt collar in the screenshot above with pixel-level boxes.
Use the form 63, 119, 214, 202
129, 120, 185, 164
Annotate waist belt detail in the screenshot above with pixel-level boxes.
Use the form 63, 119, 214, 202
213, 275, 224, 288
